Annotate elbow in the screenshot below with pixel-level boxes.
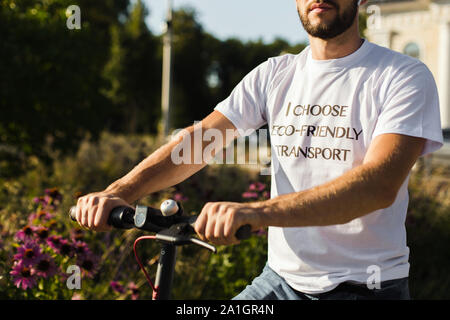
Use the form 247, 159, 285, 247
376, 184, 398, 209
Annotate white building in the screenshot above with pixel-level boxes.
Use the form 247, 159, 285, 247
365, 0, 450, 131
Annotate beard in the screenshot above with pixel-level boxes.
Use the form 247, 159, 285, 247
298, 1, 358, 39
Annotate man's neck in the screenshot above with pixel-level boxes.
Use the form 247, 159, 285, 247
308, 24, 364, 60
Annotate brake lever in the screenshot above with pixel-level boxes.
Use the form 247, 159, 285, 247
155, 224, 217, 253
189, 238, 217, 253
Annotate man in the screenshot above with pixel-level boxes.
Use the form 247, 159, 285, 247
75, 0, 444, 299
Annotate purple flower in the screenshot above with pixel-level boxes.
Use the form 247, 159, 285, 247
249, 182, 266, 192
33, 188, 62, 209
60, 239, 74, 257
34, 254, 58, 278
15, 225, 37, 243
70, 228, 84, 242
45, 188, 62, 201
173, 192, 188, 202
34, 226, 49, 242
47, 236, 73, 257
73, 240, 92, 257
33, 196, 48, 207
28, 210, 53, 225
128, 282, 139, 300
255, 228, 268, 236
46, 235, 62, 250
242, 192, 258, 199
10, 261, 37, 290
14, 242, 43, 266
110, 281, 125, 294
77, 252, 99, 278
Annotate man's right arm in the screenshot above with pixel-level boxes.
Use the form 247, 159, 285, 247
75, 110, 237, 231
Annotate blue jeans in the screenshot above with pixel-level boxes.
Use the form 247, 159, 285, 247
233, 264, 410, 300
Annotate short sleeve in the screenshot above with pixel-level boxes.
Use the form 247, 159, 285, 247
214, 60, 271, 137
372, 62, 444, 156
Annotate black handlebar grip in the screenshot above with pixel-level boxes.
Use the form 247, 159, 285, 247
235, 224, 252, 240
68, 206, 135, 229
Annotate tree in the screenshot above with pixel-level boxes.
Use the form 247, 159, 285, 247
0, 0, 130, 177
212, 37, 306, 104
169, 7, 307, 130
0, 2, 308, 178
170, 8, 216, 129
103, 0, 161, 134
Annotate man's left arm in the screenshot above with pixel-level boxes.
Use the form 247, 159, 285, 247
195, 133, 425, 244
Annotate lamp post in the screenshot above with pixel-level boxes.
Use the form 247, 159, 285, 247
160, 0, 174, 138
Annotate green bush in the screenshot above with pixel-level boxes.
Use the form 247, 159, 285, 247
1, 132, 449, 299
406, 164, 450, 299
0, 132, 270, 299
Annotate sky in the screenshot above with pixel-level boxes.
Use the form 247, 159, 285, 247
142, 0, 309, 45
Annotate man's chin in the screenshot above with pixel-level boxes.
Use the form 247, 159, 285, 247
307, 22, 335, 35
304, 23, 341, 39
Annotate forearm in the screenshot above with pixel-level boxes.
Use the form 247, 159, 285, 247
105, 126, 207, 203
194, 134, 425, 245
102, 112, 237, 204
254, 163, 396, 228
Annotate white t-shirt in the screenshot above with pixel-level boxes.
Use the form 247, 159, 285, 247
214, 39, 444, 294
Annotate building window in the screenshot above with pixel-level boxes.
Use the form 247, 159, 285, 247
403, 42, 420, 59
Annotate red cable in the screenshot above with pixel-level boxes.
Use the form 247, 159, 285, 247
133, 236, 157, 293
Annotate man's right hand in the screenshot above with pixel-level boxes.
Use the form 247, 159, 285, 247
75, 192, 131, 232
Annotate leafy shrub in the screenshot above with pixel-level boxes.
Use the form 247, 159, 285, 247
1, 132, 449, 299
0, 132, 270, 299
406, 164, 450, 299
0, 186, 153, 300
